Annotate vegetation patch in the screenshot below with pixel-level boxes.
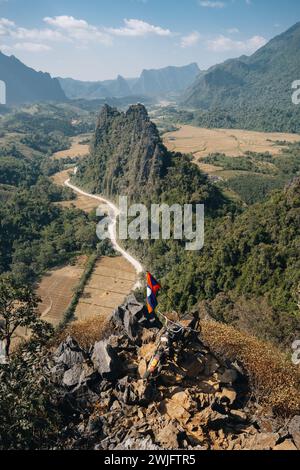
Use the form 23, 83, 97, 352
201, 320, 300, 417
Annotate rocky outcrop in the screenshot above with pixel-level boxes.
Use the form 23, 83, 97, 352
74, 104, 170, 200
49, 295, 300, 450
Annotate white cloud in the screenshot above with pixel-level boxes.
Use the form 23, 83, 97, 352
0, 18, 15, 27
43, 15, 112, 45
181, 31, 201, 48
227, 28, 239, 34
0, 17, 15, 36
12, 27, 64, 42
207, 34, 266, 52
0, 15, 172, 52
199, 1, 225, 8
106, 18, 172, 37
2, 42, 52, 53
44, 15, 90, 30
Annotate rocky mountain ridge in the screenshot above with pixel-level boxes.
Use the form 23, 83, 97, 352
49, 295, 300, 451
0, 51, 66, 106
58, 63, 200, 100
74, 104, 169, 199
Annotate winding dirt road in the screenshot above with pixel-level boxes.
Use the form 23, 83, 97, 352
65, 177, 144, 285
36, 169, 144, 326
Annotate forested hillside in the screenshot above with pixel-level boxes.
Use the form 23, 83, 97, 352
0, 105, 99, 286
76, 104, 300, 349
183, 23, 300, 133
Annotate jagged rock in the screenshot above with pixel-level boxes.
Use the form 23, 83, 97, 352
91, 339, 120, 379
230, 409, 248, 422
160, 371, 183, 386
139, 341, 157, 362
162, 399, 191, 425
218, 369, 238, 385
178, 352, 205, 377
86, 416, 103, 435
64, 383, 99, 410
116, 377, 155, 405
62, 362, 97, 389
198, 406, 229, 427
169, 390, 196, 412
63, 363, 84, 388
156, 424, 179, 449
198, 378, 220, 394
216, 387, 237, 406
204, 356, 220, 376
138, 358, 147, 378
51, 362, 66, 383
48, 296, 288, 452
54, 336, 85, 369
131, 379, 151, 402
116, 377, 136, 404
254, 415, 276, 433
186, 417, 205, 444
273, 439, 298, 451
243, 432, 279, 450
114, 435, 161, 450
111, 400, 121, 411
195, 392, 214, 409
288, 416, 300, 450
113, 295, 147, 340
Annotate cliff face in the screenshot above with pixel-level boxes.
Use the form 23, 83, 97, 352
75, 104, 169, 199
0, 51, 66, 105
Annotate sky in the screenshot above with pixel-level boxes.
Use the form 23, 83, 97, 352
0, 0, 300, 81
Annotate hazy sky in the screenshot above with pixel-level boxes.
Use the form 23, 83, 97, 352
0, 0, 299, 80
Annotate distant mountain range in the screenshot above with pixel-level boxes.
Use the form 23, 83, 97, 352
58, 63, 200, 100
0, 51, 66, 106
1, 19, 300, 126
184, 22, 300, 111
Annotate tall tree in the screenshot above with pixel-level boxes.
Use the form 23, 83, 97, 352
0, 276, 48, 357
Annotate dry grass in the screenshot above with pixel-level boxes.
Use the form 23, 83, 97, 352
55, 316, 113, 350
201, 320, 300, 417
52, 134, 91, 160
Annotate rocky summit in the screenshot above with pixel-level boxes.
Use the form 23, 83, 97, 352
49, 295, 299, 451
74, 104, 169, 200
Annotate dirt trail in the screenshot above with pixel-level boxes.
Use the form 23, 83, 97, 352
45, 168, 143, 325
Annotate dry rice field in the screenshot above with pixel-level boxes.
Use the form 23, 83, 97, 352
11, 257, 87, 347
52, 134, 91, 160
74, 256, 136, 322
164, 125, 300, 165
38, 258, 88, 327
